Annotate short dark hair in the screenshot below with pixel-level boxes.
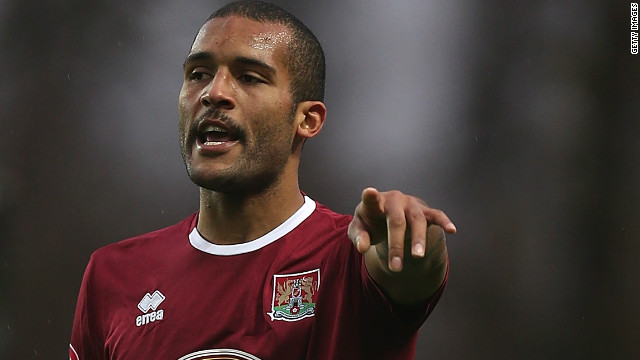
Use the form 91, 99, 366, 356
206, 0, 325, 104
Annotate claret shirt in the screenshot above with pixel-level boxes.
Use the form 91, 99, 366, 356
70, 196, 446, 360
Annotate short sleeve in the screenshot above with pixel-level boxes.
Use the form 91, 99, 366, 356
70, 254, 105, 360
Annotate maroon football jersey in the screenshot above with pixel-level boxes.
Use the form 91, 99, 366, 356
70, 196, 446, 359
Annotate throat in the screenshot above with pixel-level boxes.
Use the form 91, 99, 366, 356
197, 189, 305, 245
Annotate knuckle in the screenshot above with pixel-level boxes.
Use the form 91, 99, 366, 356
385, 190, 404, 201
388, 243, 404, 252
389, 190, 404, 197
387, 215, 406, 227
407, 195, 420, 205
408, 207, 425, 221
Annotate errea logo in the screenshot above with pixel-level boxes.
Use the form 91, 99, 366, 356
136, 290, 165, 327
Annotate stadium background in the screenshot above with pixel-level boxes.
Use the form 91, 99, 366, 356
1, 0, 637, 358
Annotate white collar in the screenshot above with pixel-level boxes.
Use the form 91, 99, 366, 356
189, 196, 316, 256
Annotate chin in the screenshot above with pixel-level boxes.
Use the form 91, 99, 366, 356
187, 169, 235, 193
187, 167, 282, 196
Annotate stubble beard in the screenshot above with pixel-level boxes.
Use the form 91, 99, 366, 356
178, 106, 296, 197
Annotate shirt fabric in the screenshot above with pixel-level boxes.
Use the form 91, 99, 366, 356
70, 196, 446, 360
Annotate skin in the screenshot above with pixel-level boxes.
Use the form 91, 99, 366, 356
179, 16, 456, 306
349, 188, 456, 305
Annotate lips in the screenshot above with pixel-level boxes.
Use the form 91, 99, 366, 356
193, 118, 242, 154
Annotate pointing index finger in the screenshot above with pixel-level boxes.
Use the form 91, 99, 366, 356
361, 187, 384, 217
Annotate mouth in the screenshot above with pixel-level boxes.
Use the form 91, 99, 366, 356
198, 124, 239, 146
192, 116, 244, 154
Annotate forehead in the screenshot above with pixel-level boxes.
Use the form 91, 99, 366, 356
191, 16, 292, 62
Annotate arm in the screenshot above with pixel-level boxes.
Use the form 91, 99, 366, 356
347, 187, 456, 306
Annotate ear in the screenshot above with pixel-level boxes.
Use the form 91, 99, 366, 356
294, 101, 326, 140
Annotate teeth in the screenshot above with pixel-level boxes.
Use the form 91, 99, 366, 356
204, 141, 224, 146
204, 125, 227, 133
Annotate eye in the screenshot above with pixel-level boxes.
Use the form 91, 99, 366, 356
187, 69, 212, 82
238, 73, 265, 84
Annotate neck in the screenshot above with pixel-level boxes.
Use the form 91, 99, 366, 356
196, 169, 304, 245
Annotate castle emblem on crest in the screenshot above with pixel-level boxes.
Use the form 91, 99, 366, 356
268, 269, 320, 321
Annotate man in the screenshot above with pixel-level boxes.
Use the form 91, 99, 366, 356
70, 1, 456, 359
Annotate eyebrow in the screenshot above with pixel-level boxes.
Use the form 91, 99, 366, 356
182, 51, 276, 76
235, 56, 276, 76
183, 51, 213, 69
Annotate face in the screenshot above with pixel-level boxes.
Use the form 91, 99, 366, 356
179, 16, 297, 194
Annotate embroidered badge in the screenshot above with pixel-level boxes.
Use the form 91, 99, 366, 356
268, 269, 320, 321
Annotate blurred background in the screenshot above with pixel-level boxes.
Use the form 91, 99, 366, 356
1, 0, 638, 358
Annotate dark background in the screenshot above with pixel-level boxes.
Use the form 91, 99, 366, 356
1, 0, 638, 358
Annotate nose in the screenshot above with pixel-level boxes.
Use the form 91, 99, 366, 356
200, 70, 235, 109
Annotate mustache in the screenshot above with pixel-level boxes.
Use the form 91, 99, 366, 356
190, 107, 246, 141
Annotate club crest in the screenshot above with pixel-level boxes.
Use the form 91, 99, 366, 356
268, 268, 320, 321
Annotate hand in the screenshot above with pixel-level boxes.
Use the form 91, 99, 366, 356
348, 187, 456, 272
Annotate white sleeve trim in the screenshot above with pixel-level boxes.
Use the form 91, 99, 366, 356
69, 343, 79, 360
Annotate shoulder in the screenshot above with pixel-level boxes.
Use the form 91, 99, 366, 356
292, 198, 357, 260
299, 199, 354, 250
89, 213, 197, 267
307, 200, 353, 231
